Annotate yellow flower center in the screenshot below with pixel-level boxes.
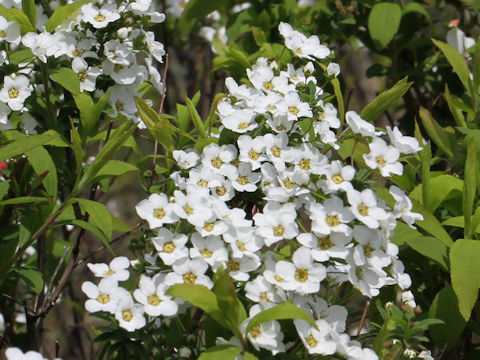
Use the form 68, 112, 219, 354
96, 293, 110, 304
147, 294, 161, 306
200, 248, 213, 258
248, 150, 260, 160
295, 47, 303, 54
183, 205, 194, 215
358, 204, 369, 216
270, 146, 281, 158
104, 269, 115, 276
305, 334, 318, 348
363, 244, 374, 257
183, 272, 197, 284
122, 309, 133, 322
236, 241, 246, 251
77, 71, 87, 81
115, 101, 124, 111
259, 292, 270, 302
267, 104, 276, 110
8, 88, 19, 99
211, 156, 223, 169
263, 81, 274, 90
72, 48, 83, 57
318, 237, 333, 250
299, 159, 310, 170
295, 268, 309, 282
326, 215, 340, 227
332, 174, 344, 184
153, 208, 166, 219
283, 178, 294, 189
162, 241, 176, 253
276, 125, 286, 131
250, 325, 262, 338
288, 106, 299, 116
216, 186, 227, 196
203, 222, 214, 232
0, 31, 6, 37
197, 179, 208, 187
94, 14, 106, 22
227, 260, 239, 272
273, 225, 285, 237
238, 122, 249, 130
237, 176, 248, 185
375, 156, 386, 167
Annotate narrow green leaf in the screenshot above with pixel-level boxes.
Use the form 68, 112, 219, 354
50, 68, 81, 95
0, 180, 10, 201
251, 26, 267, 45
473, 43, 480, 96
442, 216, 464, 228
21, 0, 36, 30
135, 96, 174, 151
331, 77, 344, 124
419, 106, 455, 159
429, 285, 466, 350
0, 196, 49, 206
464, 138, 477, 238
45, 0, 92, 32
412, 199, 453, 246
432, 38, 471, 91
76, 198, 113, 240
179, 0, 230, 36
360, 78, 412, 122
166, 283, 230, 329
450, 239, 480, 320
245, 302, 316, 335
420, 141, 432, 211
402, 2, 430, 19
213, 267, 247, 334
74, 92, 95, 135
9, 266, 43, 293
198, 345, 242, 360
90, 90, 111, 128
0, 133, 59, 162
444, 84, 467, 127
410, 174, 463, 214
368, 3, 402, 49
26, 146, 58, 201
0, 4, 34, 33
185, 96, 207, 139
76, 122, 137, 191
91, 160, 137, 182
405, 236, 449, 271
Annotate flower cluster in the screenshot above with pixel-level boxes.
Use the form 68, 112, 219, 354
4, 347, 63, 360
0, 0, 165, 131
83, 22, 423, 358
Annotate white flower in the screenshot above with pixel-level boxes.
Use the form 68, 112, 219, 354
21, 32, 57, 63
133, 275, 178, 317
115, 295, 146, 332
5, 348, 60, 360
294, 319, 336, 355
279, 22, 330, 60
418, 350, 435, 360
87, 256, 130, 281
135, 193, 179, 229
297, 232, 351, 262
446, 27, 475, 54
152, 228, 189, 265
326, 62, 340, 77
81, 3, 121, 29
164, 257, 214, 289
201, 143, 238, 178
171, 190, 213, 227
0, 16, 20, 46
309, 196, 354, 236
346, 111, 383, 137
82, 278, 127, 314
363, 138, 403, 177
230, 162, 261, 192
190, 233, 228, 267
253, 201, 299, 246
0, 75, 33, 111
318, 160, 355, 194
173, 149, 200, 169
222, 108, 258, 133
400, 290, 416, 309
389, 185, 423, 227
386, 126, 422, 155
347, 189, 389, 229
237, 135, 267, 170
72, 57, 101, 92
245, 275, 285, 305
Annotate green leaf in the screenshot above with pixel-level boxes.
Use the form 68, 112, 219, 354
429, 285, 466, 350
412, 199, 453, 246
213, 267, 247, 334
50, 67, 81, 95
9, 48, 34, 65
251, 26, 267, 45
464, 138, 477, 238
0, 196, 50, 206
9, 266, 43, 293
26, 146, 58, 201
442, 216, 464, 228
419, 106, 455, 160
243, 353, 258, 360
0, 4, 34, 33
21, 0, 36, 30
444, 84, 467, 127
179, 0, 230, 36
76, 198, 113, 240
0, 133, 59, 162
360, 78, 412, 122
390, 221, 423, 246
185, 96, 208, 139
432, 38, 471, 91
54, 219, 114, 255
368, 2, 402, 49
45, 0, 92, 32
74, 92, 94, 134
402, 2, 429, 19
166, 283, 230, 329
450, 239, 480, 320
245, 302, 316, 335
473, 42, 480, 96
198, 345, 242, 360
0, 180, 9, 201
135, 96, 174, 151
405, 236, 449, 271
76, 122, 137, 191
419, 141, 432, 211
410, 174, 463, 213
91, 160, 137, 182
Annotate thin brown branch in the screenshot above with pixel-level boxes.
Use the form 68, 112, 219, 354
357, 301, 370, 337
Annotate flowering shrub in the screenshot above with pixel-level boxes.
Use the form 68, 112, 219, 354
2, 0, 480, 359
